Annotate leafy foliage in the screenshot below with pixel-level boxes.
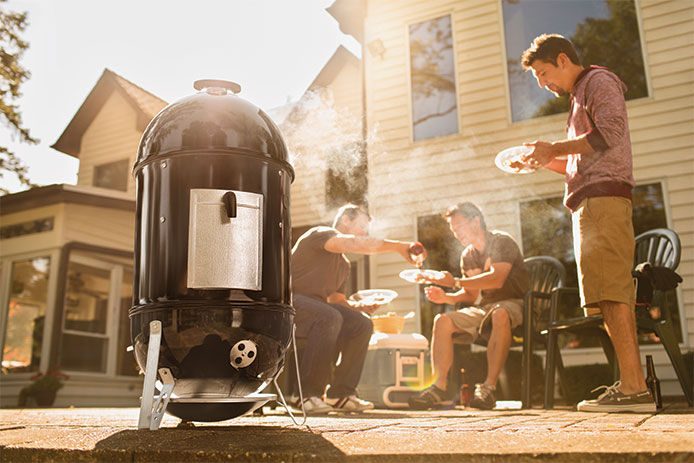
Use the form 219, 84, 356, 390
533, 0, 647, 118
26, 369, 69, 394
1, 0, 38, 193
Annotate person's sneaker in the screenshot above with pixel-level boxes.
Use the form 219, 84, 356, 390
292, 396, 332, 414
325, 395, 375, 412
408, 385, 453, 410
577, 381, 656, 413
469, 383, 496, 410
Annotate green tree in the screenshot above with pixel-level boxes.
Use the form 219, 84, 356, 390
534, 0, 647, 118
1, 0, 37, 193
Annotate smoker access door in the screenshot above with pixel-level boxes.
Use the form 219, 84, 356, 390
187, 188, 264, 290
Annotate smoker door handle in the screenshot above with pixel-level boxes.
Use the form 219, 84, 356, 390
222, 191, 237, 218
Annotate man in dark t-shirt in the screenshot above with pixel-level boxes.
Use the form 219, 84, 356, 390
291, 204, 424, 414
409, 202, 529, 411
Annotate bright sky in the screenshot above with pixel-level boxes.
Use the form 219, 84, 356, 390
1, 0, 360, 194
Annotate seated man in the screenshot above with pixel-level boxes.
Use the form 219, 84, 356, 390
291, 204, 425, 413
409, 202, 529, 410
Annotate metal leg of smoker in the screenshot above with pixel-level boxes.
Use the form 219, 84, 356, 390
137, 320, 175, 430
149, 368, 174, 430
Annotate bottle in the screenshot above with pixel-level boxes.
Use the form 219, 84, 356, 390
409, 242, 425, 268
459, 368, 471, 407
645, 354, 662, 409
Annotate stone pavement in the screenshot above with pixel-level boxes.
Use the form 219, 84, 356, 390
1, 402, 693, 462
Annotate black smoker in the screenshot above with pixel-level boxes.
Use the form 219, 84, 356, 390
130, 80, 294, 422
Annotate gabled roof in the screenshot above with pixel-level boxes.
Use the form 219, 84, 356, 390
326, 0, 365, 43
269, 46, 360, 126
51, 69, 168, 158
306, 45, 360, 92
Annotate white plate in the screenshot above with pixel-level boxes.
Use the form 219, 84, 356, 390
494, 145, 538, 174
399, 269, 446, 284
348, 289, 398, 305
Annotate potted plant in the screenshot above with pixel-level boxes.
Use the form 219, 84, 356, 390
18, 369, 69, 407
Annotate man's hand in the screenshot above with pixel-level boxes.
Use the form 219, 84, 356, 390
353, 301, 380, 315
424, 286, 449, 304
522, 141, 556, 167
399, 241, 427, 266
328, 292, 381, 314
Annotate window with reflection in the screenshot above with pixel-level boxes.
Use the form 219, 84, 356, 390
60, 259, 111, 372
93, 159, 129, 191
502, 0, 647, 122
416, 214, 464, 341
519, 182, 681, 348
325, 141, 368, 209
117, 267, 138, 376
409, 14, 458, 141
2, 257, 51, 373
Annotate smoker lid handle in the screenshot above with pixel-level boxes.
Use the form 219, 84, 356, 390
223, 191, 237, 218
194, 79, 241, 94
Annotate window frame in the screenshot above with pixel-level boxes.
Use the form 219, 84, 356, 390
516, 179, 687, 348
0, 249, 61, 376
498, 0, 653, 126
405, 10, 461, 144
59, 252, 130, 377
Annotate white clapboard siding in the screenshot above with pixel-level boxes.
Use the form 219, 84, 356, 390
0, 205, 65, 258
63, 203, 135, 251
77, 90, 142, 196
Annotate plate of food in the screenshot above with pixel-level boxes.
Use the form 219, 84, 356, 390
495, 145, 538, 174
399, 269, 447, 284
348, 289, 398, 306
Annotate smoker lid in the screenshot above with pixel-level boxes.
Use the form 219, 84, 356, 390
135, 80, 290, 168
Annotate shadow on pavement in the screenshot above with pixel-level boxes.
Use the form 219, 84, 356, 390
94, 425, 345, 460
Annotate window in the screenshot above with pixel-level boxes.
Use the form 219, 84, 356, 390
2, 257, 51, 373
409, 14, 458, 141
519, 182, 681, 348
502, 0, 648, 122
325, 141, 368, 209
93, 159, 129, 191
61, 258, 111, 372
59, 251, 137, 375
116, 267, 138, 376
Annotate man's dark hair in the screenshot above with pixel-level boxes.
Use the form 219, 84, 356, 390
521, 33, 581, 70
443, 202, 486, 231
333, 203, 370, 228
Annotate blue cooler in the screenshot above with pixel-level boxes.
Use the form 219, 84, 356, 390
356, 332, 429, 408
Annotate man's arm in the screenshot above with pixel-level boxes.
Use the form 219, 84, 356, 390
523, 138, 594, 167
324, 234, 417, 264
424, 268, 484, 305
453, 261, 512, 291
424, 285, 477, 305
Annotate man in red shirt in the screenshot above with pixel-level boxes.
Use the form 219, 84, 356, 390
520, 34, 654, 412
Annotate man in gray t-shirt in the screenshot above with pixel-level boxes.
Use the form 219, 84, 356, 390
409, 202, 529, 411
290, 204, 424, 413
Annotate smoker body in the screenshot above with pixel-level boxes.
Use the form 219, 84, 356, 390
130, 80, 294, 421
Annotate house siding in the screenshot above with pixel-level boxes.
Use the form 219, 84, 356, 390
288, 53, 363, 228
76, 90, 141, 196
360, 0, 693, 391
63, 203, 135, 251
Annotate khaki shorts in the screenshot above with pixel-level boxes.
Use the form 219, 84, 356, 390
572, 196, 635, 310
447, 299, 523, 344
